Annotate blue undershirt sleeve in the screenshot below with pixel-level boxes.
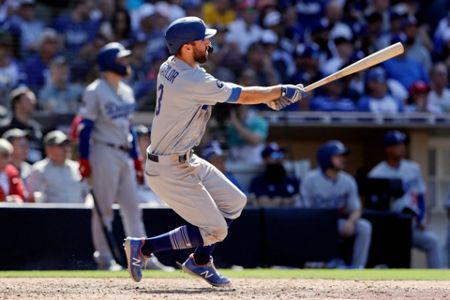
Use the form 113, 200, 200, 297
79, 119, 94, 159
129, 127, 139, 159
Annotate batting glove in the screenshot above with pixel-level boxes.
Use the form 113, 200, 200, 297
281, 84, 304, 103
266, 97, 292, 111
79, 159, 91, 178
134, 158, 144, 185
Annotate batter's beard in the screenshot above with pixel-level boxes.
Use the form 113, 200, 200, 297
194, 49, 208, 64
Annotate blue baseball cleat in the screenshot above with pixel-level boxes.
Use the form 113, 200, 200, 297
123, 237, 147, 282
181, 254, 231, 287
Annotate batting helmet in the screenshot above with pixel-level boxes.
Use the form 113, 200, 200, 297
317, 140, 350, 170
96, 42, 131, 76
165, 16, 217, 55
383, 130, 408, 148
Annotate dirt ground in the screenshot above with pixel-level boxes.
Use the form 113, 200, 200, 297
1, 278, 450, 300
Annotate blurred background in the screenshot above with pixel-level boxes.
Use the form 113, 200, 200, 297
0, 0, 449, 271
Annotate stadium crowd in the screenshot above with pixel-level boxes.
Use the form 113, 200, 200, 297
0, 0, 449, 269
0, 0, 448, 115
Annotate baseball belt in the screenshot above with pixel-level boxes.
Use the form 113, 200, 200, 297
94, 140, 130, 153
147, 150, 192, 164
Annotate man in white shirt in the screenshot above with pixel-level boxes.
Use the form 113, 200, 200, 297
28, 130, 89, 203
427, 63, 450, 114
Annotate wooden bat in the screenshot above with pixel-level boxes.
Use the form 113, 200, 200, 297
303, 42, 404, 93
89, 186, 126, 268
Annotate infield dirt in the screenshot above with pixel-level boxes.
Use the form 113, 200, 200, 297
1, 278, 450, 299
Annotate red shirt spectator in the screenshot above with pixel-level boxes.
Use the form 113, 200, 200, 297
0, 138, 26, 202
0, 164, 26, 202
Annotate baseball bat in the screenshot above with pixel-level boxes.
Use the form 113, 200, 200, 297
303, 42, 404, 93
90, 187, 126, 268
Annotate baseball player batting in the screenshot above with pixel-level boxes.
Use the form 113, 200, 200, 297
123, 16, 303, 287
78, 42, 147, 270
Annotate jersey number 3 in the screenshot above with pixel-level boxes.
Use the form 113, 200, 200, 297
155, 84, 164, 116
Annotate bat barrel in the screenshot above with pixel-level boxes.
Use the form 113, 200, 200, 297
303, 42, 404, 93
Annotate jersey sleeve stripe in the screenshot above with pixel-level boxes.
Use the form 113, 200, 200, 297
226, 87, 241, 103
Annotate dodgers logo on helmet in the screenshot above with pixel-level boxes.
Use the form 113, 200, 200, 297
383, 130, 408, 148
165, 16, 217, 54
317, 140, 350, 170
97, 42, 131, 75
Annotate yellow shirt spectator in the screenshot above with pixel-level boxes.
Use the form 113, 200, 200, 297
202, 1, 236, 26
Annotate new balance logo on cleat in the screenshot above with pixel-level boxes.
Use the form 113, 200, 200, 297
200, 270, 214, 279
181, 254, 231, 287
132, 257, 141, 267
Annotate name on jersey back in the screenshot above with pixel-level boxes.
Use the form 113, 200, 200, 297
160, 64, 179, 84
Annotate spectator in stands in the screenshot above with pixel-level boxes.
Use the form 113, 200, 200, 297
52, 0, 100, 59
382, 34, 429, 90
0, 86, 42, 163
244, 42, 280, 86
428, 63, 450, 114
38, 56, 83, 114
249, 143, 300, 207
377, 8, 406, 50
133, 4, 169, 62
310, 80, 356, 112
1, 128, 31, 199
226, 105, 268, 165
0, 138, 25, 203
368, 130, 442, 268
202, 140, 244, 193
262, 11, 296, 83
402, 15, 432, 72
321, 35, 355, 78
202, 0, 235, 26
405, 81, 431, 113
225, 4, 262, 55
301, 140, 372, 269
0, 32, 21, 109
433, 4, 450, 57
10, 0, 45, 57
325, 0, 353, 43
28, 130, 89, 203
126, 40, 152, 110
100, 8, 132, 46
357, 67, 404, 113
290, 43, 322, 87
22, 28, 60, 93
205, 25, 241, 82
73, 33, 108, 84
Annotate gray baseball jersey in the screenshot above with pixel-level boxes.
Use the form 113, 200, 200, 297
301, 168, 361, 214
149, 56, 241, 155
145, 56, 245, 245
368, 159, 425, 214
79, 78, 145, 266
80, 78, 135, 146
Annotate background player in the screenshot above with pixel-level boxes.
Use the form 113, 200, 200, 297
78, 42, 147, 270
368, 130, 442, 268
301, 140, 372, 268
124, 16, 304, 287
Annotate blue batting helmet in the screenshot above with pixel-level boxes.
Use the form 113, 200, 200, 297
165, 16, 217, 55
383, 130, 408, 148
97, 42, 131, 76
317, 140, 350, 170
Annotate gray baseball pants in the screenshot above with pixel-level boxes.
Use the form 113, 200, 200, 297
145, 153, 247, 246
